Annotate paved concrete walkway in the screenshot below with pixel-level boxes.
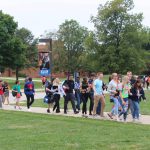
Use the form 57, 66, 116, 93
2, 104, 150, 125
2, 90, 150, 125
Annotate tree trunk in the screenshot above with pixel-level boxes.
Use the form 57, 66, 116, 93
16, 67, 19, 81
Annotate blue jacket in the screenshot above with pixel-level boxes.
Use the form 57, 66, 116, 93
24, 81, 35, 95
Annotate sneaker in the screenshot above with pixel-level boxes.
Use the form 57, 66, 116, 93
64, 112, 67, 114
56, 110, 60, 113
14, 106, 16, 109
18, 107, 22, 110
28, 108, 31, 111
47, 109, 50, 113
74, 111, 79, 114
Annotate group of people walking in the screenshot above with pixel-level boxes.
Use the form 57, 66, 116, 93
43, 71, 146, 122
0, 77, 35, 111
0, 71, 147, 123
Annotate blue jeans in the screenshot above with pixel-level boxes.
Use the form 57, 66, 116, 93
111, 96, 121, 116
131, 101, 139, 119
119, 98, 128, 120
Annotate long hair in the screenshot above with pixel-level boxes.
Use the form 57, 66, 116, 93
133, 79, 142, 89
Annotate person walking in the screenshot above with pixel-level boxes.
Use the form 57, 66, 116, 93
93, 72, 105, 117
24, 77, 35, 111
74, 77, 81, 111
3, 82, 10, 105
63, 75, 79, 114
118, 76, 131, 122
45, 79, 55, 113
130, 79, 145, 122
80, 77, 89, 117
0, 80, 4, 108
88, 73, 95, 115
53, 78, 61, 113
107, 73, 121, 120
12, 80, 22, 110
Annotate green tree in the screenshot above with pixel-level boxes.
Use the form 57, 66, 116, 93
16, 28, 38, 68
58, 20, 89, 73
90, 0, 146, 74
0, 11, 18, 70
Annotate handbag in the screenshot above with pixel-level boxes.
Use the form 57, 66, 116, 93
16, 93, 21, 98
12, 88, 17, 97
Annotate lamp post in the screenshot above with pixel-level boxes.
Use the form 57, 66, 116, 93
39, 38, 52, 82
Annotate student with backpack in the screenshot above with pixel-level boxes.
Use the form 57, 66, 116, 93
12, 80, 22, 110
24, 77, 35, 111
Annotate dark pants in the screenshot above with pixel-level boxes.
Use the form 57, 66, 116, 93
81, 93, 88, 114
146, 82, 149, 89
26, 94, 34, 109
75, 90, 81, 110
88, 92, 94, 114
96, 101, 101, 115
53, 94, 60, 112
64, 93, 76, 113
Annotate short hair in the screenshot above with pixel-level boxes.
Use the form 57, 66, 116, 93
28, 77, 32, 81
127, 71, 132, 75
97, 72, 103, 76
15, 80, 19, 84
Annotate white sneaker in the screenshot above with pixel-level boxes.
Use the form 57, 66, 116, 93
28, 108, 31, 111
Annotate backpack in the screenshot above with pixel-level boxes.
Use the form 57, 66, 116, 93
27, 83, 33, 91
12, 87, 17, 97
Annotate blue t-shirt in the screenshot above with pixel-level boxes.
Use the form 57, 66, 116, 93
94, 79, 103, 95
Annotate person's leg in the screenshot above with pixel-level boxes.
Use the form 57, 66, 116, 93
134, 101, 140, 120
0, 95, 2, 108
96, 101, 101, 115
6, 96, 9, 105
29, 94, 34, 108
93, 95, 100, 115
64, 95, 68, 113
26, 95, 30, 109
89, 93, 94, 115
99, 95, 105, 117
47, 103, 51, 113
2, 94, 5, 104
81, 94, 86, 114
84, 93, 88, 114
131, 101, 136, 119
76, 92, 81, 110
147, 82, 149, 89
70, 93, 77, 113
123, 99, 128, 121
111, 97, 119, 118
53, 95, 57, 111
56, 94, 60, 112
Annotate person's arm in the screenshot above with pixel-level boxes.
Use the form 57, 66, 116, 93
140, 88, 146, 101
93, 80, 97, 95
108, 82, 117, 94
32, 83, 35, 94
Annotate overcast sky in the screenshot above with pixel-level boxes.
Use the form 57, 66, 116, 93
0, 0, 150, 37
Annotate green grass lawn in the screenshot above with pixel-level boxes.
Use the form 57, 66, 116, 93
0, 110, 150, 150
3, 78, 43, 89
19, 91, 150, 115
